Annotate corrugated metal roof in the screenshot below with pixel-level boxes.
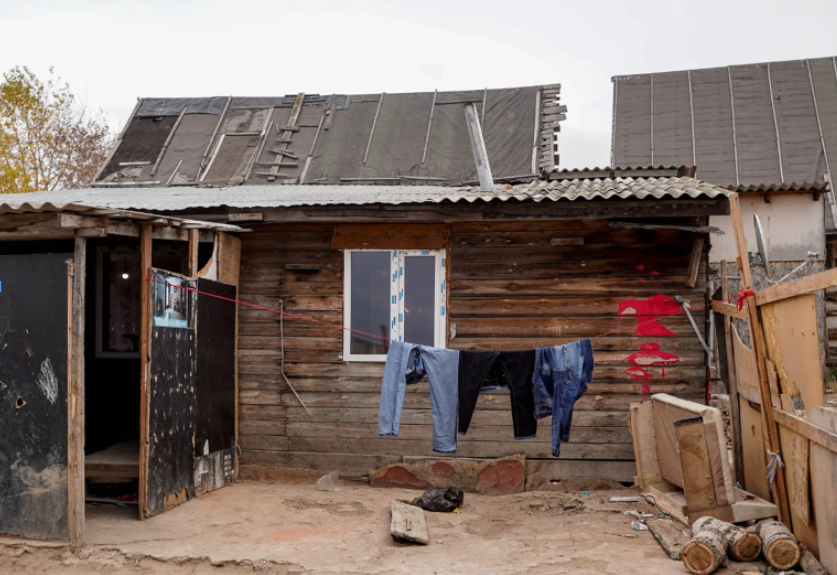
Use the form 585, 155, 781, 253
611, 57, 837, 190
0, 176, 732, 214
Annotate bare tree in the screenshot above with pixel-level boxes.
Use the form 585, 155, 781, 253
0, 66, 113, 194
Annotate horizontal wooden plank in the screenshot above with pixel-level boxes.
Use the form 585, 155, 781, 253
449, 337, 705, 351
239, 375, 704, 395
450, 243, 694, 263
259, 391, 702, 411
285, 436, 636, 459
239, 281, 342, 296
284, 422, 631, 443
450, 277, 706, 296
334, 223, 450, 236
241, 232, 333, 250
240, 294, 342, 311
239, 435, 289, 451
451, 219, 612, 232
239, 321, 341, 338
236, 345, 705, 366
241, 405, 629, 428
239, 335, 340, 351
333, 235, 448, 250
711, 301, 748, 319
453, 316, 699, 338
239, 309, 341, 324
240, 450, 401, 472
754, 267, 837, 306
450, 258, 703, 278
449, 296, 705, 318
452, 229, 697, 247
525, 459, 637, 482
239, 419, 287, 436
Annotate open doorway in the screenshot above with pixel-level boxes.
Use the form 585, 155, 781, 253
82, 239, 192, 510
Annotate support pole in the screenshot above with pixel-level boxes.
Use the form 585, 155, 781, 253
138, 224, 153, 520
721, 260, 745, 484
463, 103, 494, 192
729, 193, 792, 525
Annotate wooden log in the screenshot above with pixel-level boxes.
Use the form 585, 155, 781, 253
799, 544, 829, 575
757, 520, 801, 570
681, 529, 727, 575
390, 501, 428, 545
691, 517, 762, 562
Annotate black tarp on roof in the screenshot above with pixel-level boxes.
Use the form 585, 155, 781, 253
98, 85, 564, 188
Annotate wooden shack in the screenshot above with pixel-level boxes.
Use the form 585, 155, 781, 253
1, 167, 733, 499
228, 169, 730, 481
0, 202, 243, 544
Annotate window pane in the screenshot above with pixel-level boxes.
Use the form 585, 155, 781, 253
404, 256, 436, 346
350, 252, 391, 355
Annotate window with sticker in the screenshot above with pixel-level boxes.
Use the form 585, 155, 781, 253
343, 250, 446, 361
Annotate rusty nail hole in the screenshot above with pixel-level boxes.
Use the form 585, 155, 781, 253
16, 396, 25, 409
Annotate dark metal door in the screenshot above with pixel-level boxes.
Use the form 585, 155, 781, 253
0, 253, 74, 539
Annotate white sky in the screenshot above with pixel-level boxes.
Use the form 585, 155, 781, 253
3, 0, 837, 169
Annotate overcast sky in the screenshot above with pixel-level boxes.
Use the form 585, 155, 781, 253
3, 0, 837, 169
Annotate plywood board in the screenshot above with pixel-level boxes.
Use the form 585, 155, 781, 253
733, 328, 761, 405
740, 399, 771, 501
390, 501, 428, 545
778, 395, 818, 555
760, 295, 824, 412
630, 401, 660, 488
675, 418, 716, 513
810, 406, 837, 574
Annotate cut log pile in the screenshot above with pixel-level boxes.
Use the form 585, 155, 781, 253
679, 517, 809, 575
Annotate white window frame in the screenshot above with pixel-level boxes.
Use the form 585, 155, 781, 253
343, 249, 447, 362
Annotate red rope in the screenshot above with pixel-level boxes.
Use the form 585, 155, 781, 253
149, 276, 395, 342
149, 275, 747, 344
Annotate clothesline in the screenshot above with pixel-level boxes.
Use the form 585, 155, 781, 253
148, 275, 752, 343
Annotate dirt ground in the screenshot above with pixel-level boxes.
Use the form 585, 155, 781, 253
0, 476, 775, 575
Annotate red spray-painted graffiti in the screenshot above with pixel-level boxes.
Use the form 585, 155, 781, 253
624, 342, 681, 380
617, 294, 681, 337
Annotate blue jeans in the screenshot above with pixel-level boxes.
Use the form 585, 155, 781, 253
533, 340, 594, 457
379, 342, 460, 453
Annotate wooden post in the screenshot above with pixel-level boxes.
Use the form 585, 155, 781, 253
686, 237, 705, 288
138, 224, 152, 520
188, 229, 200, 276
721, 260, 745, 484
729, 193, 792, 525
67, 237, 86, 545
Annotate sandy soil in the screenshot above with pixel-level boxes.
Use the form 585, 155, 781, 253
0, 478, 773, 575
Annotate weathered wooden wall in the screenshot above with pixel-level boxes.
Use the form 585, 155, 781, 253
237, 220, 708, 478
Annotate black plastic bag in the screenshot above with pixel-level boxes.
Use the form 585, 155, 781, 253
410, 487, 464, 512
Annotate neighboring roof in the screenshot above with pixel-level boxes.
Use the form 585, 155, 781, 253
611, 57, 837, 189
0, 175, 732, 214
95, 85, 565, 189
0, 200, 243, 232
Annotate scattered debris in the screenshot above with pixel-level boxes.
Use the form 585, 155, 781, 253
315, 471, 343, 492
799, 544, 828, 575
646, 517, 691, 560
390, 501, 428, 545
630, 520, 649, 532
757, 520, 801, 570
411, 487, 464, 513
610, 496, 642, 503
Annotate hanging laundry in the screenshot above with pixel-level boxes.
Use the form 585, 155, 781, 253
533, 340, 594, 457
378, 341, 459, 453
458, 350, 537, 440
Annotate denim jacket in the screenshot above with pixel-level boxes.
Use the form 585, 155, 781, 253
533, 340, 594, 456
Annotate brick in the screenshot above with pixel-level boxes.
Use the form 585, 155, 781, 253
475, 458, 525, 495
431, 461, 454, 475
369, 464, 432, 490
